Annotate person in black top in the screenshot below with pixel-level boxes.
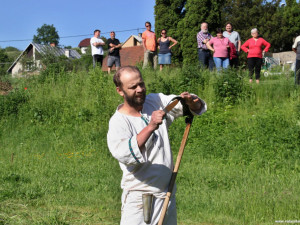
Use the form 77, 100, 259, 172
107, 31, 122, 73
157, 29, 178, 71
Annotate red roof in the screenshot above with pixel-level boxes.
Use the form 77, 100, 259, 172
102, 46, 144, 71
78, 38, 90, 47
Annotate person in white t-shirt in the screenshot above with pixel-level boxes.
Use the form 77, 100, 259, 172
107, 66, 207, 225
90, 29, 105, 68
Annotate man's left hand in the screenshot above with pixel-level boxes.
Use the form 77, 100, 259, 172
180, 92, 202, 112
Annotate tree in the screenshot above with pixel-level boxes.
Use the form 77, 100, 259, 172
0, 48, 10, 75
33, 24, 60, 45
155, 0, 186, 63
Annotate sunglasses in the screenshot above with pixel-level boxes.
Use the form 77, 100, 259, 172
146, 25, 151, 27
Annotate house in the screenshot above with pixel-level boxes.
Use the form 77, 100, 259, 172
122, 34, 142, 48
7, 43, 81, 77
102, 34, 144, 71
78, 38, 90, 54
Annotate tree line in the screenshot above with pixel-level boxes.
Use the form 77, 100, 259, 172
154, 0, 300, 65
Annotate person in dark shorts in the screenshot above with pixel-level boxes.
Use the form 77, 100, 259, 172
107, 31, 122, 73
157, 29, 178, 71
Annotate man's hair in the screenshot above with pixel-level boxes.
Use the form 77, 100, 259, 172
94, 29, 101, 34
201, 22, 208, 27
113, 66, 142, 88
110, 31, 115, 34
145, 21, 151, 26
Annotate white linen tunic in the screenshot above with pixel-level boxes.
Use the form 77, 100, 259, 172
107, 93, 207, 225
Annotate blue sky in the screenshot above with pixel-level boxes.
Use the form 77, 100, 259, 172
0, 0, 156, 51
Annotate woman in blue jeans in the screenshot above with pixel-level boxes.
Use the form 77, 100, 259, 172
157, 29, 178, 71
206, 28, 230, 71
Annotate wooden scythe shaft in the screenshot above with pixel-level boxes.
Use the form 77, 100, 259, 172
157, 116, 193, 225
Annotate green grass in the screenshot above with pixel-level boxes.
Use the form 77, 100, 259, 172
0, 67, 299, 224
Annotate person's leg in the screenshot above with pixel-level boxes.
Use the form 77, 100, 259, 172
92, 55, 97, 68
99, 55, 103, 67
295, 59, 300, 85
198, 49, 207, 69
115, 56, 121, 72
143, 50, 150, 69
107, 56, 113, 74
213, 57, 222, 72
248, 58, 255, 82
153, 52, 158, 69
255, 58, 262, 82
208, 52, 215, 71
222, 58, 230, 69
160, 65, 163, 71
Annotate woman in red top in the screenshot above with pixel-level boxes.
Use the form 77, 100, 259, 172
241, 28, 271, 84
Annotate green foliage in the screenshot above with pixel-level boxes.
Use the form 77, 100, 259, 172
33, 24, 60, 45
0, 48, 10, 75
0, 66, 300, 224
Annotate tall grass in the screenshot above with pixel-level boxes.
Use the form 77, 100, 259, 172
0, 66, 299, 224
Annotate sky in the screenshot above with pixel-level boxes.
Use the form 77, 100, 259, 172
0, 0, 156, 51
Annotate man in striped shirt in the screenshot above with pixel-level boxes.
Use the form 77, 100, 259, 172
197, 22, 214, 70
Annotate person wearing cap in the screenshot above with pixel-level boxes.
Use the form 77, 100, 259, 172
107, 66, 207, 225
107, 31, 122, 74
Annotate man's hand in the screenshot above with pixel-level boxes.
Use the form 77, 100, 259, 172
149, 110, 166, 131
180, 92, 202, 112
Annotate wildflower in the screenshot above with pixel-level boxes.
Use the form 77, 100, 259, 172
24, 87, 28, 90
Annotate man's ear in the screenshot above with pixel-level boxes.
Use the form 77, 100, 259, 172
116, 87, 124, 97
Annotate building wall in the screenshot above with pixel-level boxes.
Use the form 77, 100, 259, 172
122, 36, 142, 48
272, 51, 296, 64
11, 62, 23, 78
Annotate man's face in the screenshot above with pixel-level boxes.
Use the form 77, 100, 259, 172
226, 24, 232, 32
118, 71, 146, 108
201, 23, 208, 33
110, 32, 115, 39
145, 23, 151, 31
95, 31, 100, 38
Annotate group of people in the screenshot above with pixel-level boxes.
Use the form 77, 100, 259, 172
91, 22, 299, 84
90, 29, 121, 73
197, 22, 271, 84
90, 22, 178, 73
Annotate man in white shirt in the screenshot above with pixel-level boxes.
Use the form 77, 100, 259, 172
90, 29, 105, 68
107, 66, 207, 225
223, 23, 241, 68
292, 35, 300, 85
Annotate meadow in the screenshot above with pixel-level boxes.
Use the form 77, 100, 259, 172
0, 65, 300, 225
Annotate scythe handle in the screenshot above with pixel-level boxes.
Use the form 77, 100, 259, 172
157, 116, 193, 225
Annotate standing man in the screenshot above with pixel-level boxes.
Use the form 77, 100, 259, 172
90, 29, 105, 68
197, 22, 214, 70
223, 23, 241, 68
107, 31, 122, 74
142, 22, 157, 69
107, 66, 207, 225
292, 34, 300, 85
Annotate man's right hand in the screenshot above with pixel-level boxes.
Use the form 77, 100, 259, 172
149, 110, 165, 131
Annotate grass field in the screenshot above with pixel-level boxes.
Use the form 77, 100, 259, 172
1, 66, 300, 224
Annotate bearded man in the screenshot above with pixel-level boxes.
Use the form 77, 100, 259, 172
107, 66, 207, 225
196, 22, 214, 70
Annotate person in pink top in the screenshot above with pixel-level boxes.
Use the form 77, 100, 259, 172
206, 28, 230, 71
241, 28, 271, 84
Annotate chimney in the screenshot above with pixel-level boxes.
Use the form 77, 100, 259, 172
65, 49, 70, 58
50, 43, 56, 47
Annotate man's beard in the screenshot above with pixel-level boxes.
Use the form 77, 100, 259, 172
202, 29, 208, 34
123, 90, 146, 108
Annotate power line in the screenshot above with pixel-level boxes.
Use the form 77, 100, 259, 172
0, 28, 145, 43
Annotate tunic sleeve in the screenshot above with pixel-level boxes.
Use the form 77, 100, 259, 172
107, 117, 145, 166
